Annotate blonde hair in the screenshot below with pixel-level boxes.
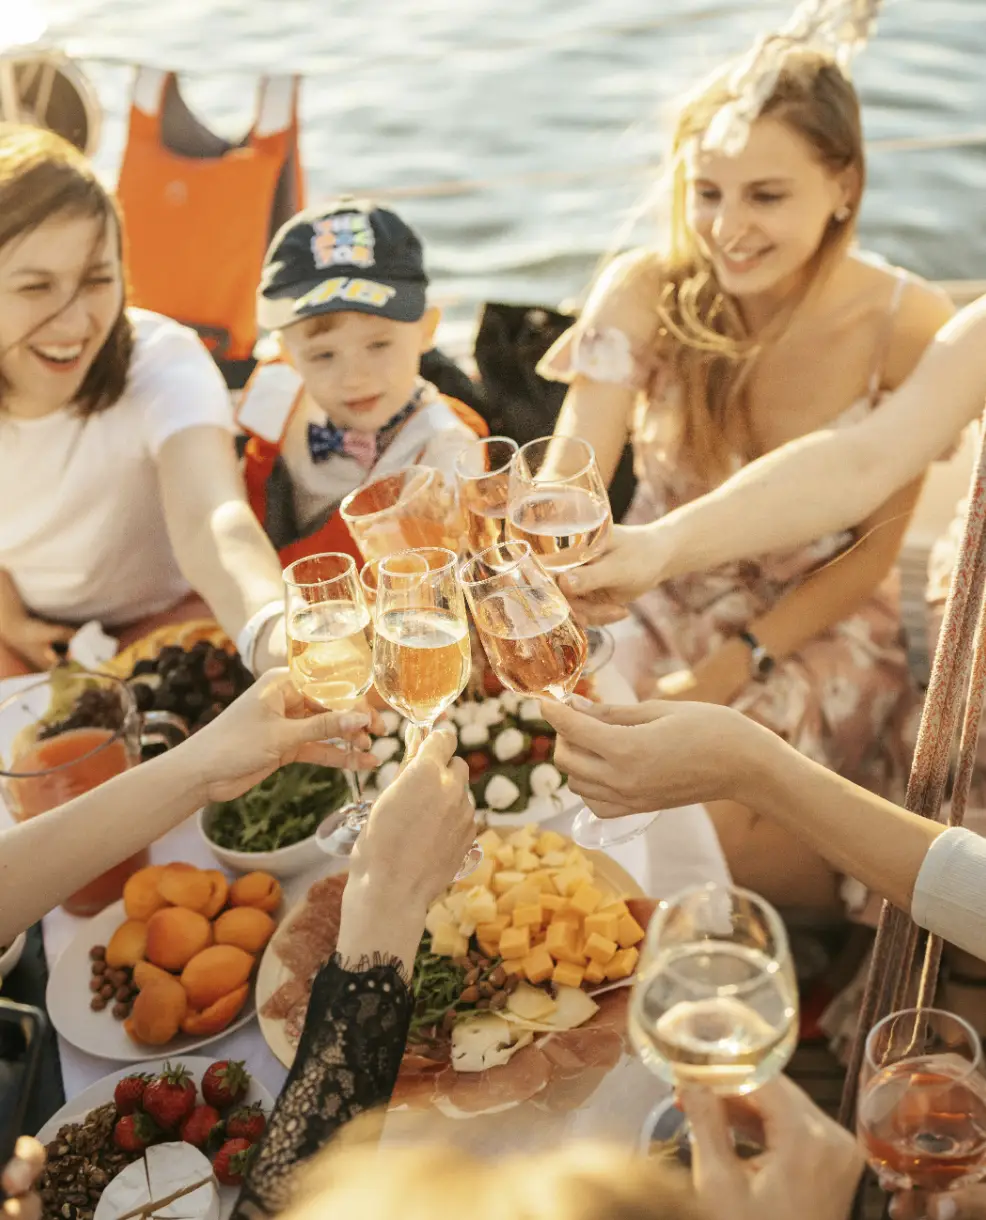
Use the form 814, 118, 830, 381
634, 47, 864, 482
280, 1126, 705, 1220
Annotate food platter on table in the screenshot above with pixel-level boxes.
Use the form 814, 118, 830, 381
46, 856, 284, 1062
255, 831, 656, 1120
36, 1056, 274, 1220
100, 622, 233, 680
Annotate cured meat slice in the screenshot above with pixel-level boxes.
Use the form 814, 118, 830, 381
260, 976, 310, 1020
431, 1042, 552, 1117
273, 873, 347, 980
532, 989, 629, 1112
390, 1055, 447, 1111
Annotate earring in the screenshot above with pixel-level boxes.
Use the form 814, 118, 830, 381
834, 204, 851, 223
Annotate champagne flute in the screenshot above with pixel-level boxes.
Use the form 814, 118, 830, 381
455, 436, 518, 555
857, 1007, 986, 1206
372, 547, 483, 878
283, 552, 375, 857
506, 435, 616, 672
631, 883, 799, 1158
340, 465, 458, 561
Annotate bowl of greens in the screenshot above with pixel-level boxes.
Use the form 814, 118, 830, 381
197, 763, 350, 878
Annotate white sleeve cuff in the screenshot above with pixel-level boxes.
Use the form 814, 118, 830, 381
912, 827, 986, 960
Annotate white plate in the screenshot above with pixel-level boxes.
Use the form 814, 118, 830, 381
36, 1055, 275, 1219
46, 900, 258, 1062
478, 784, 580, 829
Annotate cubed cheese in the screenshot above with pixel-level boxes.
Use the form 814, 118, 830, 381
424, 902, 455, 938
454, 857, 495, 892
540, 850, 569, 868
554, 865, 593, 897
493, 843, 516, 868
508, 826, 538, 852
522, 944, 554, 984
600, 899, 630, 918
552, 961, 586, 989
550, 905, 582, 926
536, 830, 568, 856
604, 946, 640, 981
584, 932, 619, 965
528, 870, 559, 894
477, 938, 500, 959
583, 912, 620, 942
569, 883, 604, 918
463, 887, 498, 925
584, 960, 607, 985
501, 957, 526, 976
545, 921, 584, 965
477, 914, 511, 937
616, 913, 646, 948
431, 925, 470, 958
476, 828, 503, 852
497, 880, 541, 913
491, 869, 525, 896
514, 848, 541, 873
565, 846, 593, 870
512, 902, 543, 928
540, 892, 566, 911
499, 925, 531, 959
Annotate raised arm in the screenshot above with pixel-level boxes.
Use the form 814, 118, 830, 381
566, 294, 986, 605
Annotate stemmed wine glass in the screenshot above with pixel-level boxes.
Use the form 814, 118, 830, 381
340, 464, 457, 560
283, 552, 375, 857
455, 435, 518, 555
505, 435, 616, 672
857, 1007, 986, 1208
631, 883, 799, 1157
372, 546, 483, 878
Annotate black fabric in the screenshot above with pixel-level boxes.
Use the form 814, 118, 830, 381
473, 302, 638, 522
420, 348, 488, 419
232, 955, 411, 1218
3, 924, 64, 1137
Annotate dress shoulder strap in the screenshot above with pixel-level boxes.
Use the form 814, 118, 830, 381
867, 269, 909, 405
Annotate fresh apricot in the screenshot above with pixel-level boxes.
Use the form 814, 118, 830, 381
105, 919, 148, 969
123, 866, 170, 921
200, 870, 229, 920
228, 872, 282, 914
180, 983, 249, 1037
133, 960, 176, 991
213, 907, 275, 955
124, 977, 187, 1045
156, 865, 213, 913
145, 906, 212, 971
180, 945, 254, 1010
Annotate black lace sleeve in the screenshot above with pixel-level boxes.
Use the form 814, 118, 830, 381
231, 952, 411, 1218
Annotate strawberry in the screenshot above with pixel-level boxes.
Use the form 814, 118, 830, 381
113, 1112, 158, 1153
225, 1103, 267, 1144
113, 1073, 151, 1116
464, 750, 490, 781
179, 1104, 222, 1149
142, 1062, 197, 1130
201, 1060, 250, 1110
212, 1138, 257, 1187
528, 734, 554, 764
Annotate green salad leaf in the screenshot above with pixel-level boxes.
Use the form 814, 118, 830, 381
206, 763, 349, 853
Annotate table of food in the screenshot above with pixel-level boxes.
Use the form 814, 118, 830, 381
0, 442, 738, 1216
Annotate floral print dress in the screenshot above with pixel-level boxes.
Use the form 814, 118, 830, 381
538, 271, 917, 817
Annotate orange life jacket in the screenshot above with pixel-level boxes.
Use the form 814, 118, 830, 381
237, 360, 488, 568
116, 68, 304, 386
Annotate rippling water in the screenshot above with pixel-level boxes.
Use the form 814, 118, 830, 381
33, 0, 986, 343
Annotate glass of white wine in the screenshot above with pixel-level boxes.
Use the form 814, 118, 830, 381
857, 1007, 986, 1205
506, 435, 617, 675
631, 883, 799, 1159
455, 436, 518, 555
372, 546, 483, 878
283, 552, 375, 857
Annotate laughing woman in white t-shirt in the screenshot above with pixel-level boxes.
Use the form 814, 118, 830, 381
0, 124, 288, 678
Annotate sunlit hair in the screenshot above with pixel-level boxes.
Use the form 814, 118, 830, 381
0, 122, 133, 416
626, 47, 864, 482
279, 1122, 706, 1220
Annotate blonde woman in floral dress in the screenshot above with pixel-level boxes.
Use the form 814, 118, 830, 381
541, 48, 954, 910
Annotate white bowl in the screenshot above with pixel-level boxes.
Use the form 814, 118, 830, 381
196, 805, 326, 879
0, 931, 26, 980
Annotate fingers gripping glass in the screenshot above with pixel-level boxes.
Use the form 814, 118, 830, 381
505, 435, 615, 673
283, 552, 374, 857
372, 547, 482, 879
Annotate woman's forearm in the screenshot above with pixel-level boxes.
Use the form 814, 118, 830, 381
0, 749, 206, 943
738, 728, 942, 913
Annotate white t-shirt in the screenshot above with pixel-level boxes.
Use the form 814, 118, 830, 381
0, 309, 235, 627
912, 827, 986, 961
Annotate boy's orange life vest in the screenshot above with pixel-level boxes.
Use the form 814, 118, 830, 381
116, 68, 304, 384
237, 361, 489, 568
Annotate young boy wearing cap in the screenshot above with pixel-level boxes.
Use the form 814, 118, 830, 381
237, 198, 486, 566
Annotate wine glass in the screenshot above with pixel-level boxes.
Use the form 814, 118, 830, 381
372, 547, 483, 878
858, 1007, 986, 1206
340, 465, 458, 561
455, 435, 518, 555
506, 434, 616, 672
631, 883, 799, 1158
283, 552, 375, 857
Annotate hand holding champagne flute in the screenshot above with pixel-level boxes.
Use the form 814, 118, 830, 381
372, 547, 482, 878
283, 552, 375, 856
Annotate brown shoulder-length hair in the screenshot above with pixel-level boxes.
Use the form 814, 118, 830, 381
0, 122, 133, 416
626, 47, 864, 483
